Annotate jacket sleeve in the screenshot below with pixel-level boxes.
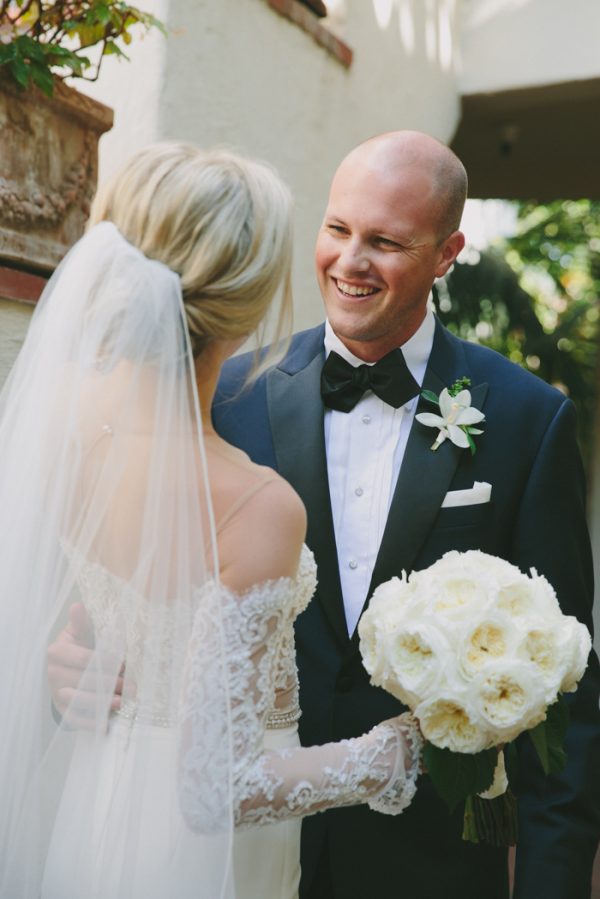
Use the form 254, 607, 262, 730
509, 397, 600, 899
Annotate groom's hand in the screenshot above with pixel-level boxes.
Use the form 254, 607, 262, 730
47, 602, 124, 729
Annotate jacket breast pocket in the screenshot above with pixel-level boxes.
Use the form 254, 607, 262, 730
433, 501, 493, 531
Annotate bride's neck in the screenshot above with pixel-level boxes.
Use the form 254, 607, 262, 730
194, 340, 238, 434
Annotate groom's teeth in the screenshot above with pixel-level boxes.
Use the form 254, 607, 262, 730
336, 280, 377, 297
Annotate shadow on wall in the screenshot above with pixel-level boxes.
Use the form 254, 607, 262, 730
368, 0, 454, 69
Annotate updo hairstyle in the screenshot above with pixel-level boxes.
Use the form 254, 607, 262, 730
88, 142, 293, 361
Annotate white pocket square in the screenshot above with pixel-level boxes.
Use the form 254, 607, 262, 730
441, 481, 492, 508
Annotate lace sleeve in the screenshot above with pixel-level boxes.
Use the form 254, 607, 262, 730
233, 713, 422, 829
179, 577, 422, 833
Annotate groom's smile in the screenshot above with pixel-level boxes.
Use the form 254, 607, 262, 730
334, 278, 380, 298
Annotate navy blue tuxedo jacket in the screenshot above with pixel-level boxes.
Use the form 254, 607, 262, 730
213, 320, 600, 899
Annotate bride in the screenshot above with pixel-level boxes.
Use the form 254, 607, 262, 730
0, 143, 421, 899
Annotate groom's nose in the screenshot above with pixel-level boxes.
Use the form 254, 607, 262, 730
338, 237, 370, 274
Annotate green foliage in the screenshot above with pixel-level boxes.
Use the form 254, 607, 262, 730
527, 696, 569, 776
422, 742, 498, 813
0, 0, 165, 96
421, 389, 440, 405
449, 376, 472, 397
434, 199, 600, 466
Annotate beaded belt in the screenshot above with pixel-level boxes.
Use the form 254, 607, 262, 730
265, 705, 301, 729
114, 699, 175, 728
114, 700, 301, 730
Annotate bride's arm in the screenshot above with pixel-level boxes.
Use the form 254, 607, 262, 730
178, 479, 422, 832
179, 576, 421, 831
231, 713, 422, 829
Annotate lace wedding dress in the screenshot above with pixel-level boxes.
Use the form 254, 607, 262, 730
42, 538, 421, 899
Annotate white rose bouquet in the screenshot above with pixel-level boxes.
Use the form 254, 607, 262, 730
358, 550, 591, 845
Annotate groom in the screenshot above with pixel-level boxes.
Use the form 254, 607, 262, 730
212, 132, 600, 899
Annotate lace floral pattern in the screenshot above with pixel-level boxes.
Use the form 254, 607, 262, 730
65, 543, 422, 833
62, 542, 195, 726
180, 546, 422, 831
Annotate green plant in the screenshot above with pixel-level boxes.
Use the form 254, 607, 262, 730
0, 0, 164, 96
434, 199, 600, 467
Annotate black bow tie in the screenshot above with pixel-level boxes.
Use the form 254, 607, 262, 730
321, 348, 420, 413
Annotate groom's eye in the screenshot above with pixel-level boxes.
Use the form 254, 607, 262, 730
374, 236, 402, 249
326, 223, 349, 235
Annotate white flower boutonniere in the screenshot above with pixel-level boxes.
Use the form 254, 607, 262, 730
416, 377, 485, 454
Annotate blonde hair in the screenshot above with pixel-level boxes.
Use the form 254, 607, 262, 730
88, 142, 293, 368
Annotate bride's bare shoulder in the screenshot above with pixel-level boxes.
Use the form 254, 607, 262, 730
204, 433, 306, 594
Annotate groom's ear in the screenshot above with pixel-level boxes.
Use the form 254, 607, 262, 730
434, 231, 465, 278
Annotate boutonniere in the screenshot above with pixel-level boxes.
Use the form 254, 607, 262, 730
415, 377, 485, 454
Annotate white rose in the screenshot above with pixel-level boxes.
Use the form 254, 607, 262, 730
412, 550, 513, 625
358, 612, 386, 686
359, 576, 414, 685
384, 622, 449, 708
368, 575, 416, 621
517, 627, 562, 701
557, 616, 592, 693
496, 578, 538, 618
459, 614, 516, 679
428, 550, 515, 586
526, 569, 563, 619
474, 661, 548, 742
415, 695, 491, 753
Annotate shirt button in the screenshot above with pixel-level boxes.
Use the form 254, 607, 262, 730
361, 414, 371, 424
354, 487, 364, 497
349, 560, 358, 570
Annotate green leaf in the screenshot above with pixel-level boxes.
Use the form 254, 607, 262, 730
103, 39, 127, 57
423, 743, 498, 813
17, 35, 46, 62
9, 55, 30, 88
528, 696, 569, 775
421, 389, 439, 405
0, 44, 18, 65
528, 721, 550, 774
147, 14, 167, 35
29, 62, 55, 96
44, 45, 80, 61
95, 4, 112, 25
74, 23, 106, 46
504, 740, 519, 788
465, 430, 476, 455
0, 0, 166, 91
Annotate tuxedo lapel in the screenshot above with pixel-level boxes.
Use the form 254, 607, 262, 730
267, 337, 348, 647
348, 322, 488, 651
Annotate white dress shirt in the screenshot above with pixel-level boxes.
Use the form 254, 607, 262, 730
324, 310, 435, 635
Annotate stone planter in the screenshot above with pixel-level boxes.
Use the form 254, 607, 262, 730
0, 73, 113, 277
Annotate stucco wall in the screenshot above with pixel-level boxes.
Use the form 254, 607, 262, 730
459, 0, 600, 95
79, 0, 462, 332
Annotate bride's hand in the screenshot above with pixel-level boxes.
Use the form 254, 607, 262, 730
47, 602, 124, 729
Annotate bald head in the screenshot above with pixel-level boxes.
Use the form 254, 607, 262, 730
338, 131, 468, 240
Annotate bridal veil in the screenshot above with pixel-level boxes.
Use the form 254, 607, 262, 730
0, 219, 236, 897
